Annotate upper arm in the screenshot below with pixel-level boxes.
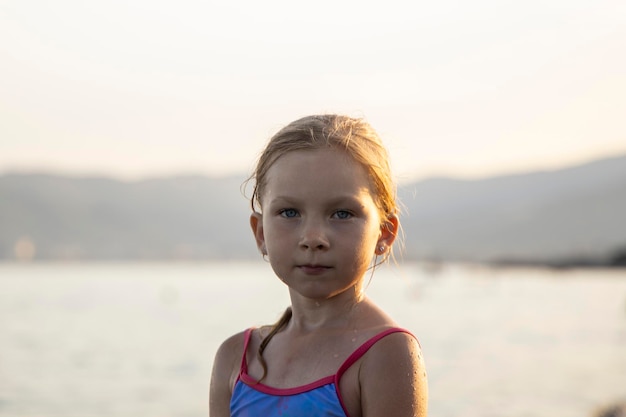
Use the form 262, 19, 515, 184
360, 332, 428, 417
209, 332, 246, 417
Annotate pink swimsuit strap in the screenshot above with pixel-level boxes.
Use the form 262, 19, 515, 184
238, 326, 416, 388
335, 327, 416, 381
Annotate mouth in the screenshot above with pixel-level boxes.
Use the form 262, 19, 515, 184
298, 264, 332, 275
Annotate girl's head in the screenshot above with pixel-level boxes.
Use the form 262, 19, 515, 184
248, 115, 401, 377
249, 114, 399, 226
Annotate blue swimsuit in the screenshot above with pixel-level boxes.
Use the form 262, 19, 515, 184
230, 327, 415, 417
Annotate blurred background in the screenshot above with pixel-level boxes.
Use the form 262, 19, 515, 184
1, 1, 625, 416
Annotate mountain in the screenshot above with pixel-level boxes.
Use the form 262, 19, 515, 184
398, 154, 626, 264
1, 154, 626, 264
0, 175, 257, 260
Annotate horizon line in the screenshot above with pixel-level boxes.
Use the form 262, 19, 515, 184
1, 150, 625, 184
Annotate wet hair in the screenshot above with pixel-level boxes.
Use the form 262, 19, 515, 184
246, 114, 400, 382
249, 114, 398, 220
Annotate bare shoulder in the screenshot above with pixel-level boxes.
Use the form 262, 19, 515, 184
209, 330, 248, 417
212, 330, 248, 384
359, 330, 428, 417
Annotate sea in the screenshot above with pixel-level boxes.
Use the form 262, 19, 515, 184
1, 261, 625, 417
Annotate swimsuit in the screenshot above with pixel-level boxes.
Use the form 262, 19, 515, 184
230, 327, 415, 417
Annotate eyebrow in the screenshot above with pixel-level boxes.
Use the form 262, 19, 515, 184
268, 194, 370, 209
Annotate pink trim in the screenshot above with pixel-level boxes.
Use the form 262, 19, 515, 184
234, 328, 254, 385
334, 328, 415, 417
336, 328, 414, 378
235, 327, 417, 416
240, 372, 335, 396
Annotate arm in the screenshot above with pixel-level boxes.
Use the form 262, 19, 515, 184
209, 332, 245, 417
360, 332, 428, 417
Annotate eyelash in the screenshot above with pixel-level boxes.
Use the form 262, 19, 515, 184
277, 209, 354, 219
332, 210, 353, 219
279, 208, 299, 218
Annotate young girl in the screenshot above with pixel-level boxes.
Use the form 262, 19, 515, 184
209, 114, 428, 417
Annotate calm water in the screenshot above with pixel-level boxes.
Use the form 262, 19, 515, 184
0, 262, 625, 417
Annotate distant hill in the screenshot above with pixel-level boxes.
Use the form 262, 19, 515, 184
1, 154, 626, 264
398, 154, 626, 264
0, 175, 257, 260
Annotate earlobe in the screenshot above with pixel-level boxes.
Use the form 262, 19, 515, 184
250, 212, 266, 254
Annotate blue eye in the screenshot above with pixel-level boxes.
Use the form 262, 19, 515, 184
333, 210, 352, 219
280, 209, 299, 218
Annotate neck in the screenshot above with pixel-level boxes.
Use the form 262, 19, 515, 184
286, 288, 367, 333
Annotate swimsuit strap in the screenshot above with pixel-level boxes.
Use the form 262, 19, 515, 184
335, 327, 415, 380
237, 328, 255, 379
236, 327, 416, 388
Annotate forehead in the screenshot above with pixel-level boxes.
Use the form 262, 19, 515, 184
263, 148, 375, 201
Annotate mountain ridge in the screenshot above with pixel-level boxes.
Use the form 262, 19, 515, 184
2, 154, 625, 264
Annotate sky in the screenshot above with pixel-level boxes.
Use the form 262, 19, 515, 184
1, 0, 625, 183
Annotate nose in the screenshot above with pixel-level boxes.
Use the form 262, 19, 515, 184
299, 219, 330, 251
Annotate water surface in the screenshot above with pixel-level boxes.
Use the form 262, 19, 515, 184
0, 262, 625, 417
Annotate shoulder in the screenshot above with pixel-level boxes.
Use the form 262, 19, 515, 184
218, 329, 247, 353
209, 330, 249, 417
359, 329, 428, 417
212, 329, 250, 379
361, 328, 424, 372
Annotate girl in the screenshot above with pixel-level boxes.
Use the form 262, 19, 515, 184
209, 114, 428, 417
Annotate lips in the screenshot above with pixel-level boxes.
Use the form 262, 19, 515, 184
298, 264, 331, 275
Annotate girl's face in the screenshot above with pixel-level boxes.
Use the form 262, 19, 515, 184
250, 148, 397, 303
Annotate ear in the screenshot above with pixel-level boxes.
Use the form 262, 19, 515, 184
250, 212, 266, 254
376, 214, 399, 254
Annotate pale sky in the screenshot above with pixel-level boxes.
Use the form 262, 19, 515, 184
1, 0, 625, 183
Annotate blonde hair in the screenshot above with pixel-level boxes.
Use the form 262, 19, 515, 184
249, 114, 398, 222
247, 114, 401, 383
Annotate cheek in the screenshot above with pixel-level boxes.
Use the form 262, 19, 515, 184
351, 230, 379, 258
264, 219, 290, 237
263, 222, 294, 254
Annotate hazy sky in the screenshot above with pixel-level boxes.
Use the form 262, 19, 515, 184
1, 0, 625, 182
